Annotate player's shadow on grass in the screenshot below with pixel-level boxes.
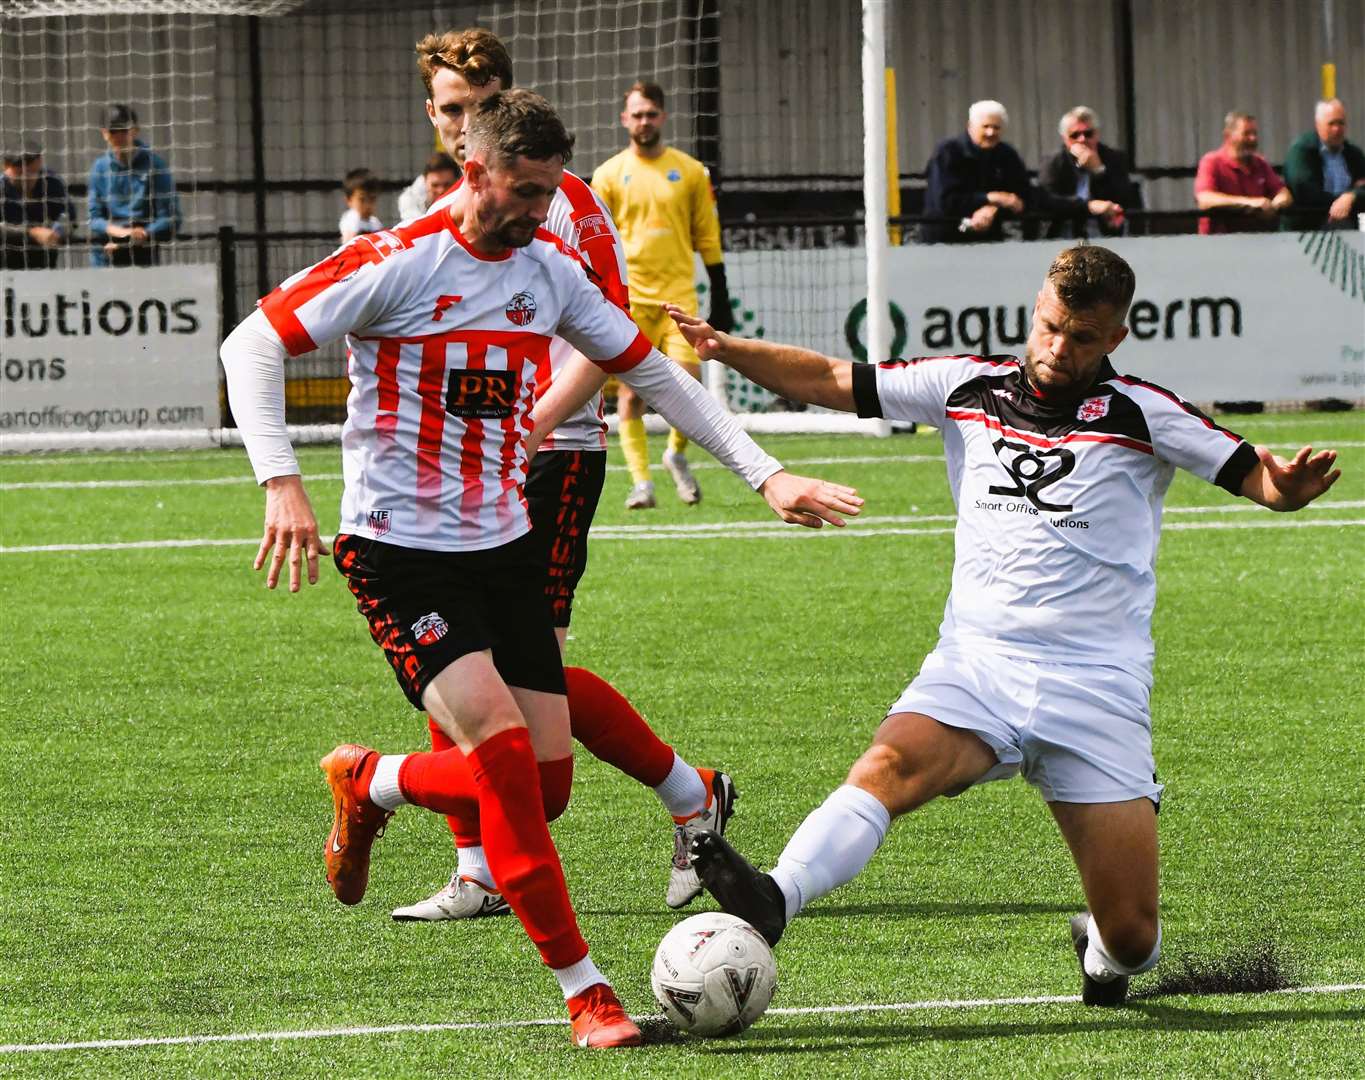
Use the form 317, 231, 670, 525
703, 1003, 1365, 1054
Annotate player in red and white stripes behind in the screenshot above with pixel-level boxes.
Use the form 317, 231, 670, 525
221, 88, 859, 1048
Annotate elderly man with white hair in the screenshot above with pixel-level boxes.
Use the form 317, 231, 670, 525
1038, 106, 1140, 238
922, 99, 1031, 243
1283, 99, 1365, 230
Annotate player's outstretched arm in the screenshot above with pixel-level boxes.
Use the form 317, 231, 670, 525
666, 305, 857, 412
1241, 444, 1341, 511
257, 474, 324, 591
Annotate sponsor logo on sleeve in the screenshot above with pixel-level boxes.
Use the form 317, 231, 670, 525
367, 508, 391, 536
505, 291, 537, 326
1077, 395, 1110, 422
412, 612, 449, 646
572, 214, 610, 244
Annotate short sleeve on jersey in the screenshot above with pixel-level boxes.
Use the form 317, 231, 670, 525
546, 242, 651, 372
1112, 376, 1254, 494
854, 355, 1015, 426
258, 231, 410, 355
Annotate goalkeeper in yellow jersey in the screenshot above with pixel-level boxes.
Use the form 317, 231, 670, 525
592, 80, 734, 508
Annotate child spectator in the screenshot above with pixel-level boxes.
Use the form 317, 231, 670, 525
339, 168, 383, 243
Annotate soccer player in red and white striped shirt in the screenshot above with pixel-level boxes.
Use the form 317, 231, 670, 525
386, 29, 764, 926
221, 89, 858, 1048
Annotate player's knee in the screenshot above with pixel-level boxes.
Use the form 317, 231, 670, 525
847, 743, 924, 817
538, 756, 574, 822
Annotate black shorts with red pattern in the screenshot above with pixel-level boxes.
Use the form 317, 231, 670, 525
333, 529, 565, 709
524, 449, 607, 628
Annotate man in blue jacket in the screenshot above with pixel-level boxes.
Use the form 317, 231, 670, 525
921, 100, 1031, 244
88, 103, 181, 267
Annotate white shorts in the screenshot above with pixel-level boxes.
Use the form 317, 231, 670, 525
889, 646, 1164, 806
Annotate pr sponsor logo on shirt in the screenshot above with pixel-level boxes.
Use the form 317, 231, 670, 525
1077, 395, 1110, 422
505, 291, 537, 326
412, 612, 449, 646
445, 369, 520, 419
367, 508, 391, 536
573, 214, 610, 244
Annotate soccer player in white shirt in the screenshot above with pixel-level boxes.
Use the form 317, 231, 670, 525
667, 245, 1341, 1006
382, 29, 769, 925
220, 89, 858, 1049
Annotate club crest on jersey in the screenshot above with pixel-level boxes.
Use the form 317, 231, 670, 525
412, 612, 449, 646
667, 169, 682, 182
573, 214, 610, 244
505, 291, 537, 326
1077, 395, 1110, 422
367, 508, 391, 536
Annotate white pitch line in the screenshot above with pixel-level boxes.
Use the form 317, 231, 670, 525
3, 507, 1363, 555
2, 982, 1361, 1055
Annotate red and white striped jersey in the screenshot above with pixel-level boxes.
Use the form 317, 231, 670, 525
258, 205, 649, 552
853, 353, 1257, 682
425, 170, 627, 452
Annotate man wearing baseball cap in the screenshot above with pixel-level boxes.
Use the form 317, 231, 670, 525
2, 136, 75, 270
88, 102, 181, 266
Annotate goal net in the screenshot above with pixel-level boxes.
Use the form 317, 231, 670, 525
1, 0, 886, 451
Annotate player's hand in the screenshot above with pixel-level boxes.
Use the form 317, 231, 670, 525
1249, 444, 1340, 511
666, 304, 730, 360
707, 299, 735, 334
256, 474, 325, 591
758, 470, 863, 528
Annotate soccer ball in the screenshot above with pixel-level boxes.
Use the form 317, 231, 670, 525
650, 911, 777, 1037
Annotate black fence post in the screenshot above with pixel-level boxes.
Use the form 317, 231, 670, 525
218, 224, 238, 428
248, 16, 270, 301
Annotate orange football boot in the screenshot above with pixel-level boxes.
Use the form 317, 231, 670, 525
567, 983, 642, 1048
320, 743, 393, 905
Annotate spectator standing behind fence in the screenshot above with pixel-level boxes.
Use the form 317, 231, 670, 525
338, 169, 383, 243
2, 136, 75, 270
921, 100, 1030, 244
1038, 107, 1139, 238
1282, 99, 1365, 231
88, 103, 180, 267
396, 152, 458, 223
1194, 112, 1292, 235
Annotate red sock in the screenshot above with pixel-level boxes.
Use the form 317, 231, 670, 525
565, 667, 675, 788
468, 727, 588, 968
539, 756, 573, 822
428, 717, 480, 847
420, 718, 574, 830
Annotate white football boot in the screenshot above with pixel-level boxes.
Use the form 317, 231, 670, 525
625, 480, 656, 510
662, 448, 702, 505
391, 872, 511, 922
667, 769, 738, 908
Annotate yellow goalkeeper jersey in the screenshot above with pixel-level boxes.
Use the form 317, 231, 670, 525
591, 145, 722, 308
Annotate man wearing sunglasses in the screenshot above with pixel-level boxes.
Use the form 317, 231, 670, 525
1039, 107, 1139, 239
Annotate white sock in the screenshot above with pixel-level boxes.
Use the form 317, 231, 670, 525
767, 784, 891, 923
553, 954, 607, 1000
652, 752, 708, 819
1084, 914, 1162, 981
456, 845, 493, 889
367, 754, 408, 810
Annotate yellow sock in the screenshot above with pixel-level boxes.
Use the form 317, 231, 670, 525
667, 428, 689, 456
620, 417, 650, 484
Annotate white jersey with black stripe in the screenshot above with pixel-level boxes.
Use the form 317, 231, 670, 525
853, 354, 1257, 681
